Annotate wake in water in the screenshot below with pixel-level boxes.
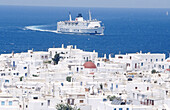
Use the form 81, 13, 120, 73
24, 25, 58, 33
24, 25, 94, 35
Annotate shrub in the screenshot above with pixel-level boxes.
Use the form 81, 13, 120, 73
32, 74, 39, 77
151, 69, 156, 74
56, 104, 80, 110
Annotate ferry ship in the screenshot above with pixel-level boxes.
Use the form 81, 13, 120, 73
57, 11, 104, 35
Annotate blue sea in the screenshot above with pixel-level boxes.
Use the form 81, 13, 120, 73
0, 5, 170, 57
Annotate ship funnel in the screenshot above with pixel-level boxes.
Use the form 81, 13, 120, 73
89, 10, 92, 21
69, 12, 72, 21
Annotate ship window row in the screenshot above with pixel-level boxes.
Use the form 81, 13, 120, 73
113, 108, 129, 110
65, 22, 78, 26
60, 28, 69, 31
73, 29, 79, 32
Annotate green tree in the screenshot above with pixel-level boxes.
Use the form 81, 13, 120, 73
20, 76, 23, 81
66, 76, 72, 82
52, 52, 61, 65
151, 69, 156, 74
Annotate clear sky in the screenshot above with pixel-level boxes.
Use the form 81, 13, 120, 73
0, 0, 170, 8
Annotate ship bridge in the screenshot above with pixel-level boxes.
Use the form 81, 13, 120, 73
75, 13, 84, 22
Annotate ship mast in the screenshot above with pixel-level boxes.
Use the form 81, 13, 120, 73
69, 12, 72, 21
89, 10, 92, 21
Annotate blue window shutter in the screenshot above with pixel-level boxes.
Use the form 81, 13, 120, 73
116, 84, 118, 88
1, 101, 5, 105
9, 101, 12, 105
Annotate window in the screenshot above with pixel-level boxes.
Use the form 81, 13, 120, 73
1, 101, 5, 105
135, 87, 138, 89
152, 100, 154, 105
133, 93, 135, 98
119, 108, 122, 110
147, 87, 149, 91
86, 57, 88, 61
137, 94, 139, 99
111, 83, 113, 88
116, 84, 118, 88
25, 73, 27, 77
24, 67, 27, 69
162, 65, 164, 69
80, 100, 84, 103
48, 100, 50, 106
142, 95, 145, 98
156, 59, 158, 62
127, 108, 129, 110
141, 63, 143, 66
127, 63, 130, 67
118, 56, 123, 59
13, 61, 15, 67
26, 105, 28, 108
97, 63, 100, 67
151, 59, 152, 62
41, 103, 43, 106
61, 83, 64, 86
5, 80, 9, 83
114, 109, 116, 110
33, 97, 38, 99
9, 101, 12, 106
159, 65, 161, 68
77, 67, 79, 72
135, 63, 137, 68
161, 59, 163, 61
130, 56, 132, 59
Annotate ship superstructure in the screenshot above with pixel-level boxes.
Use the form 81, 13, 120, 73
57, 11, 104, 35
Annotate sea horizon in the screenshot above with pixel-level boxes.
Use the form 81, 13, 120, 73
0, 5, 170, 57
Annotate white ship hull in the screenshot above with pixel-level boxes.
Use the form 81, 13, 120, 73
57, 27, 104, 35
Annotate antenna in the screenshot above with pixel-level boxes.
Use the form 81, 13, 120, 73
69, 12, 72, 21
89, 10, 92, 21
